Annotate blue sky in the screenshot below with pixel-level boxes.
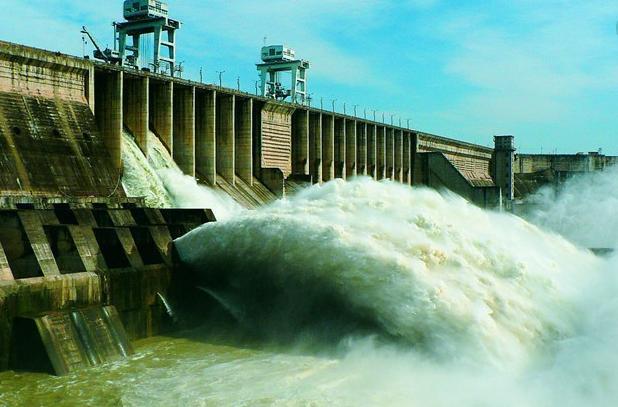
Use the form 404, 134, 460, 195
1, 0, 617, 154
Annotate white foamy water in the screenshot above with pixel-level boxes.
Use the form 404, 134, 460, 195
2, 175, 617, 406
121, 131, 242, 220
169, 177, 618, 406
121, 131, 174, 208
524, 165, 618, 249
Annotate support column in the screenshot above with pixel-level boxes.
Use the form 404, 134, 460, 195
95, 70, 123, 170
403, 132, 411, 185
386, 128, 395, 180
334, 117, 346, 179
235, 97, 253, 184
345, 119, 357, 179
149, 80, 173, 153
367, 124, 377, 179
395, 130, 403, 182
292, 110, 310, 175
173, 86, 196, 176
309, 112, 322, 184
195, 90, 216, 185
216, 93, 235, 183
86, 66, 95, 113
411, 132, 420, 185
0, 242, 13, 281
376, 126, 386, 180
356, 122, 367, 176
123, 76, 149, 155
322, 114, 335, 182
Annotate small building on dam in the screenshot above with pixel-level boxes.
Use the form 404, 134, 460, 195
0, 38, 612, 375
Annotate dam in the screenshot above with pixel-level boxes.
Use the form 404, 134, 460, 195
1, 1, 617, 405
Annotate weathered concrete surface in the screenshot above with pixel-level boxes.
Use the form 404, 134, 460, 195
309, 112, 323, 184
173, 85, 196, 176
95, 70, 123, 171
0, 206, 215, 373
334, 117, 346, 179
0, 272, 100, 371
235, 97, 253, 184
0, 42, 120, 199
216, 93, 235, 183
260, 102, 295, 178
416, 133, 495, 188
11, 305, 133, 376
149, 79, 173, 153
195, 89, 217, 185
292, 110, 309, 176
416, 152, 499, 207
357, 122, 367, 176
513, 153, 618, 198
123, 75, 149, 155
322, 114, 335, 182
0, 40, 513, 207
345, 119, 357, 178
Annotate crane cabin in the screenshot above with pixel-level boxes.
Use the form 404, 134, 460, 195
123, 0, 169, 20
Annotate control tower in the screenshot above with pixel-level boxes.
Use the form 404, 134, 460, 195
257, 45, 310, 104
115, 0, 181, 75
494, 135, 516, 207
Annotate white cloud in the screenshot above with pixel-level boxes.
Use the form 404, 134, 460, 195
427, 0, 618, 148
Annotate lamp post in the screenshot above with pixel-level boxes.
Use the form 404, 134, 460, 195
216, 70, 225, 87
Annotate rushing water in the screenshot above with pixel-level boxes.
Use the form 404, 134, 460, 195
121, 130, 242, 220
523, 165, 618, 249
2, 150, 617, 405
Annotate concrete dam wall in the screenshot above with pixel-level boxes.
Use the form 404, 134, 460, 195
0, 40, 516, 375
0, 40, 511, 209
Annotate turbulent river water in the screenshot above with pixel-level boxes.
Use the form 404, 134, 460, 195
1, 135, 617, 406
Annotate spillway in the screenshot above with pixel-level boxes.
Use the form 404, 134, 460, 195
0, 37, 617, 407
3, 174, 618, 406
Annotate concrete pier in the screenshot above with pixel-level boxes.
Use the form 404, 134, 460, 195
309, 112, 323, 184
345, 119, 357, 178
149, 80, 173, 153
292, 110, 310, 176
403, 132, 411, 185
395, 130, 403, 182
334, 117, 346, 179
235, 97, 253, 184
386, 128, 395, 180
173, 85, 196, 176
94, 70, 123, 170
377, 126, 386, 180
357, 122, 367, 176
216, 93, 235, 184
322, 114, 335, 182
367, 124, 377, 179
123, 75, 149, 155
195, 90, 217, 185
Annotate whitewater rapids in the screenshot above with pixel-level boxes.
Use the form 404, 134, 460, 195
173, 177, 618, 406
